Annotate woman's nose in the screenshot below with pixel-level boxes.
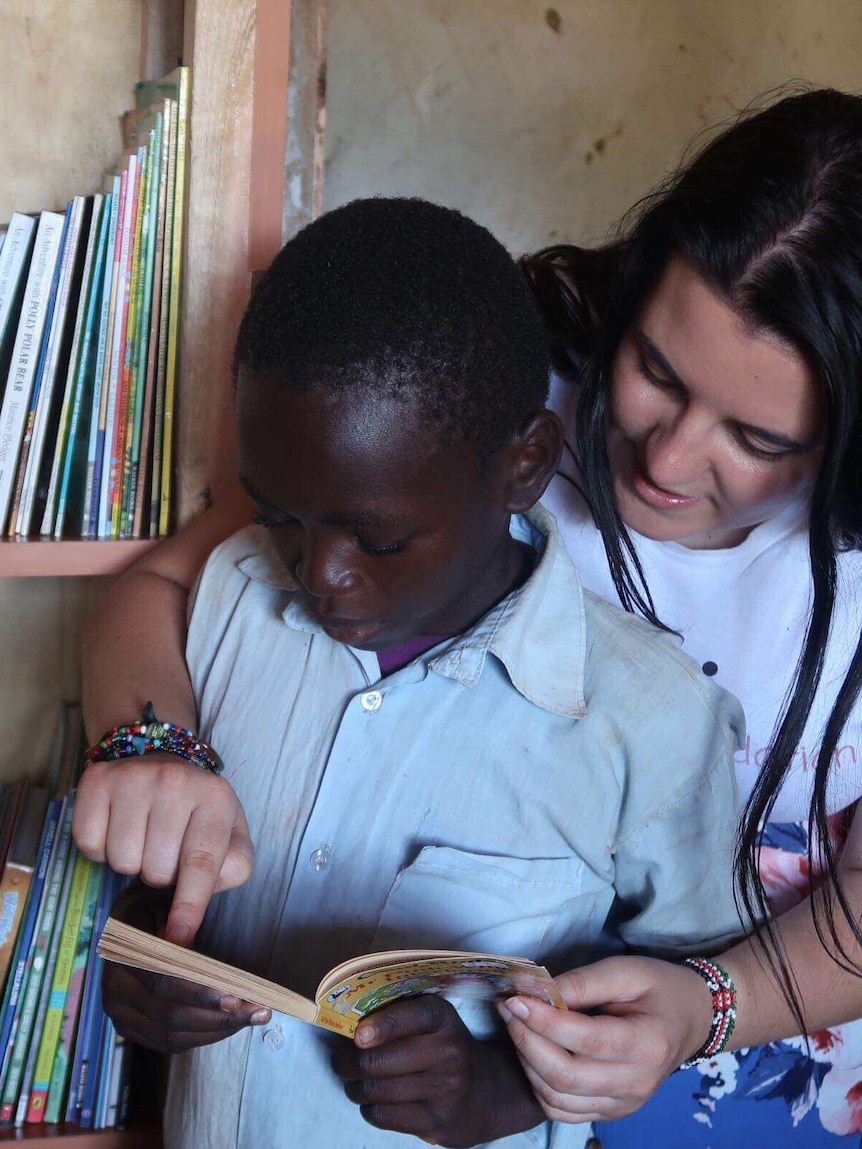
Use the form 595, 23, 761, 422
645, 408, 712, 490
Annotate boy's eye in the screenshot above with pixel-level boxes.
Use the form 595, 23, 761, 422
356, 536, 408, 557
253, 511, 297, 528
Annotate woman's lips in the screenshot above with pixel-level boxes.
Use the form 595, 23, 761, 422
631, 458, 701, 509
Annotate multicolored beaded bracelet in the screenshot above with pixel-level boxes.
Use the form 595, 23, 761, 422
677, 956, 738, 1069
84, 702, 224, 776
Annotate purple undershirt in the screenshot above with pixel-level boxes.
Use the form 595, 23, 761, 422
377, 634, 453, 677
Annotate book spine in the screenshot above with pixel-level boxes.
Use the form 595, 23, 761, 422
0, 213, 65, 534
52, 197, 107, 538
37, 196, 93, 537
126, 116, 163, 535
93, 176, 125, 538
99, 161, 135, 538
9, 205, 74, 538
65, 864, 114, 1124
134, 103, 171, 536
159, 67, 190, 536
0, 214, 37, 358
150, 97, 179, 536
0, 801, 61, 1080
24, 850, 90, 1122
109, 150, 145, 538
0, 797, 73, 1124
43, 859, 103, 1123
81, 189, 117, 536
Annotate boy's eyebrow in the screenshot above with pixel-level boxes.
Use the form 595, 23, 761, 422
239, 476, 410, 529
636, 331, 819, 453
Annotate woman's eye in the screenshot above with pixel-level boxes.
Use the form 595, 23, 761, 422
736, 432, 791, 462
639, 357, 680, 392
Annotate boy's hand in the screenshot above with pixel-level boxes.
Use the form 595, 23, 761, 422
74, 753, 254, 945
331, 996, 544, 1147
498, 955, 714, 1123
102, 882, 271, 1053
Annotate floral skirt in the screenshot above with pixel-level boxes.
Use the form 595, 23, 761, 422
595, 820, 862, 1146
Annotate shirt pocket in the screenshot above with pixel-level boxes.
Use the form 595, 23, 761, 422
368, 844, 588, 963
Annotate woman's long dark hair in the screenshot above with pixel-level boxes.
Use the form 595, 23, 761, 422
523, 88, 862, 1031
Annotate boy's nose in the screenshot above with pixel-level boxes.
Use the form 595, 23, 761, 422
294, 535, 360, 598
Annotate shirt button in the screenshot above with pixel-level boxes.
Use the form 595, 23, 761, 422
310, 844, 332, 871
360, 690, 383, 712
263, 1026, 283, 1051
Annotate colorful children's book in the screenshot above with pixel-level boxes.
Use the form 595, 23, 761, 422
158, 65, 191, 536
0, 796, 74, 1125
52, 196, 110, 538
0, 786, 49, 993
149, 96, 179, 536
65, 867, 119, 1124
98, 919, 567, 1040
8, 203, 75, 537
38, 197, 99, 537
134, 100, 172, 537
43, 858, 103, 1123
0, 800, 61, 1086
0, 211, 65, 534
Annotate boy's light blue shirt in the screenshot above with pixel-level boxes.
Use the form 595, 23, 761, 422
165, 506, 745, 1149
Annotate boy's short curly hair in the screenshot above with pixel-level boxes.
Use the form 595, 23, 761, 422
234, 197, 550, 452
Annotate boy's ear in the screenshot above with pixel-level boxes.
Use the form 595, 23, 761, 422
503, 408, 564, 514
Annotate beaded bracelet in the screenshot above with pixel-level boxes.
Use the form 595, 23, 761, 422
84, 702, 224, 776
677, 956, 737, 1069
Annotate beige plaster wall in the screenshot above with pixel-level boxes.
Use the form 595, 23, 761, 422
325, 0, 862, 254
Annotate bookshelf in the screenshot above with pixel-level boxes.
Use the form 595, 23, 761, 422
0, 0, 325, 1143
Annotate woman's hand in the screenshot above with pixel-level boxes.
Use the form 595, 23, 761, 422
74, 754, 254, 946
498, 955, 714, 1124
102, 882, 270, 1053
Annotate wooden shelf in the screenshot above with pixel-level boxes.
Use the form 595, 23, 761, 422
0, 1125, 161, 1146
0, 541, 160, 578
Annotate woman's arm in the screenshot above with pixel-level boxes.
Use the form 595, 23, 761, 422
74, 486, 255, 945
499, 801, 862, 1124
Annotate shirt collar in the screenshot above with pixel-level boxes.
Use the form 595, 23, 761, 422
236, 505, 587, 719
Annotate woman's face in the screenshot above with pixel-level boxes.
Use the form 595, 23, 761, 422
607, 258, 826, 549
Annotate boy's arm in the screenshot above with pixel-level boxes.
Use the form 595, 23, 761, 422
74, 486, 255, 946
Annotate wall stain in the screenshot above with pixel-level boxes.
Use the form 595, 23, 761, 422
545, 8, 562, 34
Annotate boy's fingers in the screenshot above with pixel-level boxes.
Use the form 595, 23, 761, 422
341, 1069, 430, 1106
354, 996, 455, 1048
360, 1100, 438, 1139
334, 1034, 441, 1080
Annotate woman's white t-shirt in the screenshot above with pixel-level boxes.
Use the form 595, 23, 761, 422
543, 375, 862, 822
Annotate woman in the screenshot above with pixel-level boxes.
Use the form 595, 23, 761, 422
76, 88, 862, 1144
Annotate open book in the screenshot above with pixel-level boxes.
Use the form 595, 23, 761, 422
98, 918, 566, 1038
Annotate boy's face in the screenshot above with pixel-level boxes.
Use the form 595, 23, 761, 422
237, 374, 528, 651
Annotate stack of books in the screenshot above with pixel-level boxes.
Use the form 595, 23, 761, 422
0, 705, 132, 1130
0, 66, 190, 542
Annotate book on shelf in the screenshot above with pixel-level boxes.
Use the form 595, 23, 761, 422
98, 918, 567, 1040
0, 64, 190, 542
0, 211, 66, 534
0, 214, 37, 391
0, 786, 49, 990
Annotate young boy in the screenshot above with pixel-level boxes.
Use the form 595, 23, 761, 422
88, 198, 744, 1149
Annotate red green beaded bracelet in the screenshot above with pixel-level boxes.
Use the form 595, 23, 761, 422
84, 702, 224, 776
677, 956, 737, 1069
